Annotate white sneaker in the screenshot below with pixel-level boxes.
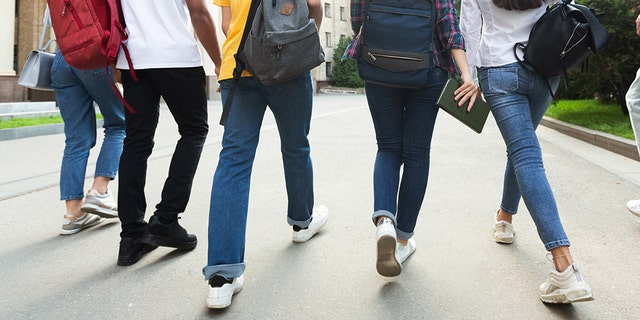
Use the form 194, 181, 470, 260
396, 238, 416, 264
494, 220, 514, 244
539, 263, 594, 304
376, 217, 401, 277
207, 275, 245, 309
81, 189, 118, 218
292, 205, 329, 243
626, 199, 640, 217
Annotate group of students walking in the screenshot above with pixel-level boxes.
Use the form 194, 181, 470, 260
49, 0, 611, 310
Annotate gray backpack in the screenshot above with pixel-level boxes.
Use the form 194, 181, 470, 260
220, 0, 325, 124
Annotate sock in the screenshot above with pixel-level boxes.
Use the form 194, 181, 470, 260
209, 275, 233, 287
293, 217, 313, 231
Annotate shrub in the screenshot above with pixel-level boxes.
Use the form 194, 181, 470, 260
332, 36, 364, 88
556, 0, 640, 113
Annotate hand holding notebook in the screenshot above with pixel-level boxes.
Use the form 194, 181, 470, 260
436, 77, 491, 133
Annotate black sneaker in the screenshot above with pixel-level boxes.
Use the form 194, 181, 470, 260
141, 215, 197, 250
117, 237, 158, 266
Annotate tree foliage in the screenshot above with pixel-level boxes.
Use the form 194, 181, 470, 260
331, 36, 364, 88
556, 0, 640, 112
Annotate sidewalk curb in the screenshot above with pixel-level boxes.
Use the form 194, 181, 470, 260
0, 119, 104, 142
540, 116, 639, 161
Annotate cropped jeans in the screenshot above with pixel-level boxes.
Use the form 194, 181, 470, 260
203, 73, 314, 280
366, 66, 447, 241
50, 51, 125, 201
479, 62, 569, 251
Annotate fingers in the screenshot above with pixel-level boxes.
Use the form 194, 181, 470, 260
454, 82, 480, 110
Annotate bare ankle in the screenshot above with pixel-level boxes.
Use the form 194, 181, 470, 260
496, 209, 513, 223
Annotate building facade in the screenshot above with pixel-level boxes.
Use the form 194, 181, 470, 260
1, 0, 353, 103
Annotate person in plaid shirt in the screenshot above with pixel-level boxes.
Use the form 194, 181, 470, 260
348, 0, 479, 277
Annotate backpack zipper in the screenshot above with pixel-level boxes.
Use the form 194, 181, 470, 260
62, 1, 83, 29
368, 52, 423, 62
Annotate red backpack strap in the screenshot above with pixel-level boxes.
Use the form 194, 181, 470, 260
106, 0, 137, 113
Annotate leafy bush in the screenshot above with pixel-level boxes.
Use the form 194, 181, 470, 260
331, 36, 364, 88
556, 0, 640, 112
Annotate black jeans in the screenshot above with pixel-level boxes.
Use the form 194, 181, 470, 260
118, 67, 209, 239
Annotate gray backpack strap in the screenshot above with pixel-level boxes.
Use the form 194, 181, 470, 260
219, 0, 261, 126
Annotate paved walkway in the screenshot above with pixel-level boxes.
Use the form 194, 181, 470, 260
1, 93, 639, 319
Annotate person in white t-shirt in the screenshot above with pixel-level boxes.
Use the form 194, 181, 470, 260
460, 0, 594, 304
115, 0, 222, 266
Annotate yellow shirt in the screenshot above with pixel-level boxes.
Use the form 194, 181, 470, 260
214, 0, 254, 81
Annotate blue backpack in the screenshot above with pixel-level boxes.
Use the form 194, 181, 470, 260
357, 0, 436, 88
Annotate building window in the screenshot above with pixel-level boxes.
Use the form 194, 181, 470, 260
340, 7, 346, 21
324, 3, 331, 18
325, 32, 332, 47
326, 62, 333, 77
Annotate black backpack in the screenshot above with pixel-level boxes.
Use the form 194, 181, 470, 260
514, 0, 610, 92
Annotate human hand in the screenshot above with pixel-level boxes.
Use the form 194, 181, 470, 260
636, 13, 640, 36
454, 73, 480, 112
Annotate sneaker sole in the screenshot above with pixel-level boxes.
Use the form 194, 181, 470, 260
627, 207, 640, 217
141, 234, 197, 250
540, 289, 594, 304
494, 234, 514, 244
81, 204, 118, 218
60, 217, 105, 235
117, 244, 159, 266
207, 277, 245, 309
376, 234, 401, 277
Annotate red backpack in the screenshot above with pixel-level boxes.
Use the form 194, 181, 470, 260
47, 0, 137, 113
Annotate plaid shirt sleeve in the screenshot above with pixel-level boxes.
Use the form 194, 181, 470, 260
433, 0, 466, 73
342, 0, 364, 60
350, 0, 365, 34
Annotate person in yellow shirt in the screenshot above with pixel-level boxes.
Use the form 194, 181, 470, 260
203, 0, 328, 309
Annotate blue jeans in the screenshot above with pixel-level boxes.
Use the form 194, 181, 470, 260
50, 51, 125, 201
367, 67, 446, 241
479, 62, 569, 250
203, 74, 314, 280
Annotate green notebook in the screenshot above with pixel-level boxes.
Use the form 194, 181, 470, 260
436, 78, 491, 133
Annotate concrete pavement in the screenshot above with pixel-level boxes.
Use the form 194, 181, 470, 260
1, 93, 639, 319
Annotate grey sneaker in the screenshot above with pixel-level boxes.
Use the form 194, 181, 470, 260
60, 213, 105, 235
81, 189, 118, 218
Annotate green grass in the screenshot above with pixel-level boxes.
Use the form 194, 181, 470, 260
0, 100, 633, 141
545, 99, 634, 140
0, 114, 103, 130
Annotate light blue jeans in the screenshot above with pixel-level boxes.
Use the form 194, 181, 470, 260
479, 62, 569, 251
203, 74, 314, 280
366, 67, 447, 240
50, 51, 125, 200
